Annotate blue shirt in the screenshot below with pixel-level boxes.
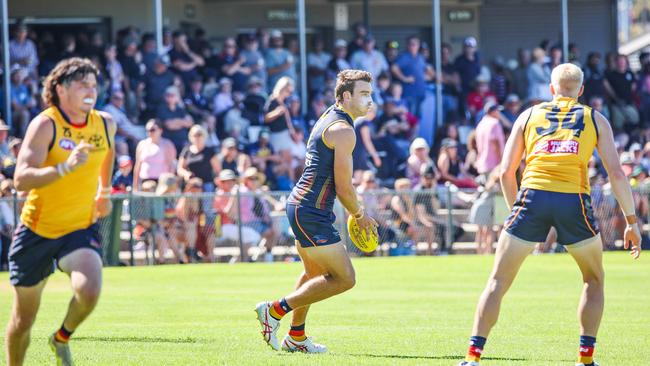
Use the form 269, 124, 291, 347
395, 52, 427, 98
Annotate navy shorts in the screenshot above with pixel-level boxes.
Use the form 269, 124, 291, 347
504, 188, 599, 245
8, 224, 102, 287
286, 204, 341, 248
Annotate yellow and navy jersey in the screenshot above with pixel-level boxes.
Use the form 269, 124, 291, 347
21, 106, 112, 239
287, 105, 354, 211
521, 97, 598, 194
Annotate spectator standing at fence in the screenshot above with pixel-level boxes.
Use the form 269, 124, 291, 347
413, 164, 441, 255
175, 177, 205, 263
391, 178, 436, 253
134, 120, 177, 188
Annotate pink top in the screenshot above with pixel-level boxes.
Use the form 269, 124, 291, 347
475, 115, 505, 174
138, 140, 172, 180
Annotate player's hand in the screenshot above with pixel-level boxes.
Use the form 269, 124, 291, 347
67, 141, 92, 171
355, 212, 378, 240
95, 196, 113, 218
624, 223, 642, 259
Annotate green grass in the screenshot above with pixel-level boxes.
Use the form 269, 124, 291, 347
0, 252, 648, 365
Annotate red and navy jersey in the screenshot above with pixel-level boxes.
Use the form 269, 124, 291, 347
287, 105, 354, 211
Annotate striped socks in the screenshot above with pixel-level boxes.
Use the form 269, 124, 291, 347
465, 336, 486, 362
54, 325, 73, 343
269, 298, 292, 320
289, 323, 306, 342
578, 335, 596, 365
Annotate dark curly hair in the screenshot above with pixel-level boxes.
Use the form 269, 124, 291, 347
41, 57, 99, 107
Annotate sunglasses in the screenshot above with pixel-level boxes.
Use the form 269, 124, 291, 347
146, 128, 158, 132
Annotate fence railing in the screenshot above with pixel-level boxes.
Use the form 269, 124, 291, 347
0, 183, 644, 268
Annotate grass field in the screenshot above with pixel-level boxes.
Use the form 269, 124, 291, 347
0, 252, 647, 365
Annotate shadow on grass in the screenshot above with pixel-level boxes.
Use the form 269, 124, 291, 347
347, 353, 529, 361
74, 336, 201, 344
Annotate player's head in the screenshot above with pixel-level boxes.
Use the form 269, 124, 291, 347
335, 69, 373, 119
42, 57, 99, 113
550, 63, 584, 99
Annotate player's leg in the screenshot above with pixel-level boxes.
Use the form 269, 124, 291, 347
57, 248, 103, 336
6, 281, 47, 366
565, 235, 604, 366
289, 242, 328, 328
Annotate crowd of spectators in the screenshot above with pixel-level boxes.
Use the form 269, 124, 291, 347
1, 19, 649, 263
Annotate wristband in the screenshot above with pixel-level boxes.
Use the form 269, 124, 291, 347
62, 162, 72, 175
625, 215, 637, 225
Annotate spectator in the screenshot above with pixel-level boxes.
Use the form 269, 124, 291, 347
169, 30, 205, 87
264, 76, 296, 163
589, 95, 610, 120
103, 91, 146, 155
177, 125, 219, 191
242, 76, 267, 127
328, 39, 350, 75
606, 54, 640, 131
59, 34, 79, 60
9, 67, 36, 137
265, 30, 296, 93
175, 177, 206, 263
384, 40, 400, 67
216, 137, 251, 176
9, 23, 38, 78
437, 138, 477, 188
407, 138, 434, 187
223, 91, 251, 141
289, 126, 307, 180
527, 47, 552, 102
490, 57, 511, 103
247, 129, 284, 189
112, 155, 134, 194
157, 86, 194, 153
350, 35, 389, 90
356, 170, 397, 247
118, 37, 144, 102
413, 164, 441, 254
464, 130, 479, 178
391, 178, 435, 253
392, 36, 427, 116
213, 37, 250, 92
212, 169, 261, 263
466, 74, 496, 117
307, 36, 331, 94
143, 56, 175, 119
0, 120, 11, 162
141, 33, 159, 72
240, 167, 279, 262
134, 120, 177, 188
475, 102, 506, 178
454, 36, 482, 96
469, 167, 501, 255
183, 76, 212, 122
441, 43, 462, 119
569, 43, 582, 67
240, 34, 267, 92
103, 44, 125, 93
353, 104, 381, 179
378, 98, 412, 152
512, 48, 531, 101
154, 173, 187, 263
214, 77, 235, 115
582, 52, 610, 104
547, 46, 562, 69
288, 95, 306, 132
347, 22, 368, 57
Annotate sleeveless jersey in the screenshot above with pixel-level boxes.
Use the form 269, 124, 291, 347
287, 105, 354, 211
21, 106, 112, 238
521, 97, 598, 194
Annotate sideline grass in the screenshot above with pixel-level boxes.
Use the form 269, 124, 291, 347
0, 252, 647, 365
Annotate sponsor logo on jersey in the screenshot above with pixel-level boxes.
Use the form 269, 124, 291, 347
59, 138, 76, 151
534, 139, 579, 154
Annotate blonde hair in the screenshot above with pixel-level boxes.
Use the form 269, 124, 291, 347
335, 69, 372, 103
394, 178, 411, 190
551, 63, 584, 98
409, 137, 430, 156
270, 76, 294, 100
188, 124, 207, 139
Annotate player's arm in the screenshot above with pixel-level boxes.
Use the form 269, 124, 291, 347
594, 110, 641, 258
329, 122, 378, 234
14, 116, 91, 192
499, 108, 530, 211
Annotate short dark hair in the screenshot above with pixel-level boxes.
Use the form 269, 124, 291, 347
334, 70, 372, 104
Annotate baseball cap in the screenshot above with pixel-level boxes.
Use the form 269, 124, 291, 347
218, 169, 237, 181
335, 39, 347, 48
464, 36, 477, 48
632, 166, 647, 178
270, 29, 283, 38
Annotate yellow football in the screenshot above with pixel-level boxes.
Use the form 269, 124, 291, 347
347, 215, 379, 253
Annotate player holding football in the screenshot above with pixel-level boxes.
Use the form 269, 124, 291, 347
458, 63, 641, 366
255, 70, 378, 353
5, 58, 116, 366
